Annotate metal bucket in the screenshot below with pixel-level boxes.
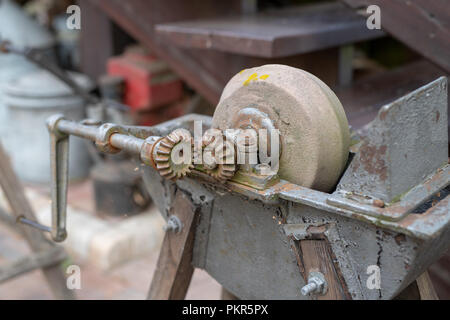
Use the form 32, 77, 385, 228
0, 0, 55, 153
2, 70, 93, 183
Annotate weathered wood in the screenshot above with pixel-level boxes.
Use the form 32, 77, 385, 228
0, 143, 74, 299
394, 280, 421, 300
0, 207, 16, 230
341, 0, 450, 72
89, 0, 241, 104
78, 0, 115, 80
155, 2, 384, 58
147, 191, 198, 300
338, 45, 354, 87
298, 240, 349, 300
416, 271, 439, 300
0, 246, 67, 283
428, 249, 450, 299
335, 60, 447, 130
86, 0, 340, 104
395, 271, 439, 300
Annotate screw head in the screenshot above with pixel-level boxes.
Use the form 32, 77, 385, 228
301, 271, 328, 296
163, 215, 182, 233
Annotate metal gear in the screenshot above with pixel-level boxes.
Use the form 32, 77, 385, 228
202, 134, 236, 181
154, 128, 194, 180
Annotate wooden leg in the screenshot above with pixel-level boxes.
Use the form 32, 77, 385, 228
292, 239, 350, 300
395, 270, 438, 300
0, 246, 66, 283
0, 143, 74, 300
416, 271, 439, 300
147, 191, 198, 300
394, 280, 421, 300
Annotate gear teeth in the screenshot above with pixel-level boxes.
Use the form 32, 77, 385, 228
157, 151, 171, 156
161, 141, 174, 148
154, 129, 193, 180
156, 162, 170, 169
203, 137, 237, 181
159, 168, 176, 179
155, 155, 169, 161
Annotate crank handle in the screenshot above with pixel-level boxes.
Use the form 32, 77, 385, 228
27, 114, 208, 242
41, 115, 162, 242
47, 115, 70, 242
18, 115, 71, 242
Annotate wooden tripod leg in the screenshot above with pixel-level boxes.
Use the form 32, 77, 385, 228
416, 271, 439, 300
395, 270, 439, 300
147, 191, 197, 300
293, 239, 350, 300
0, 143, 74, 300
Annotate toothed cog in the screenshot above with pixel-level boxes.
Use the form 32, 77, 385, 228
202, 135, 236, 181
154, 129, 194, 180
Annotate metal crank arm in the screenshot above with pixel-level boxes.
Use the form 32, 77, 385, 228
19, 115, 164, 242
20, 113, 238, 242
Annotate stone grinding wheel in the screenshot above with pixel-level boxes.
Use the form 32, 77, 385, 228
212, 64, 350, 192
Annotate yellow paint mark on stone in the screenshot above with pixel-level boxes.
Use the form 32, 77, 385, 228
243, 73, 258, 86
259, 74, 269, 80
239, 69, 246, 74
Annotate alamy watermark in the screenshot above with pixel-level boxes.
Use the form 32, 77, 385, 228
171, 120, 280, 174
66, 5, 81, 30
366, 265, 381, 290
66, 264, 81, 290
366, 5, 381, 30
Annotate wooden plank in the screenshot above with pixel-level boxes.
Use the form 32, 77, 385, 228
89, 0, 242, 105
147, 191, 198, 300
86, 0, 340, 104
341, 0, 450, 72
78, 0, 115, 80
0, 207, 17, 230
394, 280, 421, 300
395, 271, 439, 300
0, 143, 74, 299
335, 60, 447, 129
416, 271, 439, 300
78, 0, 136, 80
299, 240, 350, 300
0, 246, 66, 283
428, 248, 450, 299
156, 2, 384, 58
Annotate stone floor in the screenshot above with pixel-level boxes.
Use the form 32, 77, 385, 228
0, 216, 221, 300
0, 179, 221, 300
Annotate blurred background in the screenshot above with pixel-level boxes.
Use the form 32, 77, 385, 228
0, 0, 448, 299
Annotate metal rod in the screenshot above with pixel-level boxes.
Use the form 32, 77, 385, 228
49, 127, 69, 242
110, 134, 144, 155
57, 120, 98, 141
18, 217, 51, 233
56, 119, 146, 157
43, 117, 160, 242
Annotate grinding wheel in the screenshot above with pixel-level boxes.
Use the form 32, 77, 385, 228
212, 64, 350, 192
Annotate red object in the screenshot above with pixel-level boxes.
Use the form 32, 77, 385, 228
107, 51, 183, 111
133, 100, 186, 126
